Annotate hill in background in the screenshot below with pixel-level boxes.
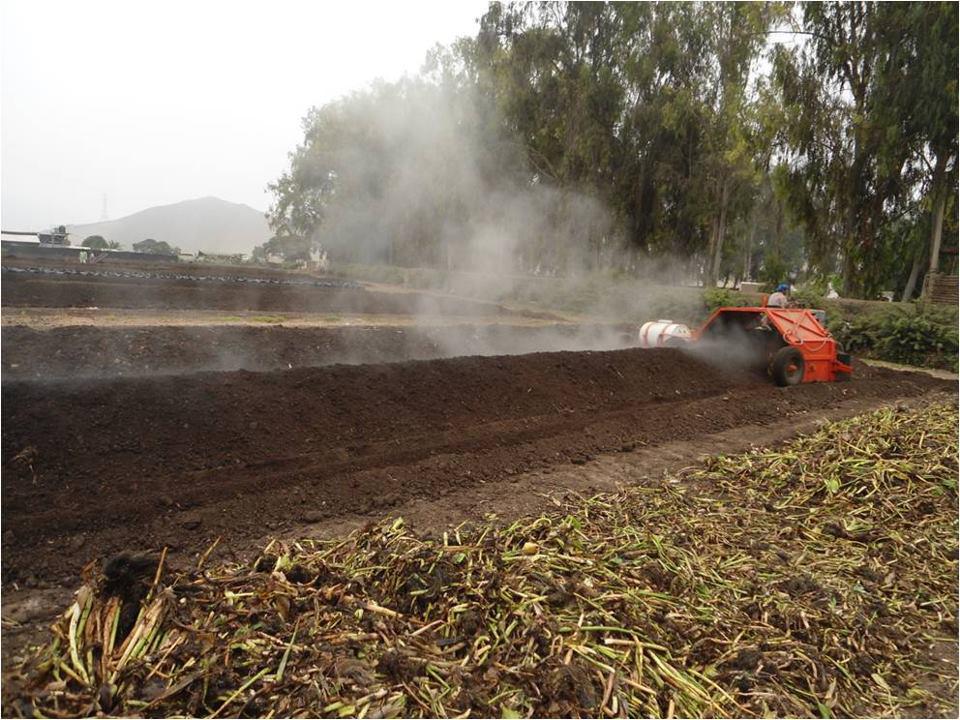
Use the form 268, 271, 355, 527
67, 196, 270, 255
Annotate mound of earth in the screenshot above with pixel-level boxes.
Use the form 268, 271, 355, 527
0, 324, 634, 379
1, 347, 950, 587
0, 267, 516, 317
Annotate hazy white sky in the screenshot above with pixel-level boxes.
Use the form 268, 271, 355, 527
1, 0, 488, 228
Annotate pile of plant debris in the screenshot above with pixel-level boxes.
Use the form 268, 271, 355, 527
5, 403, 957, 718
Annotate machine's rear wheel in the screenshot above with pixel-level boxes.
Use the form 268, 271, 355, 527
835, 345, 852, 381
771, 347, 805, 386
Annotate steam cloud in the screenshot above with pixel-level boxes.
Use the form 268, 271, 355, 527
302, 80, 619, 282
279, 78, 700, 358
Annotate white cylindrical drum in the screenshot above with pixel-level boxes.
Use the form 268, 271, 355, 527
638, 319, 692, 348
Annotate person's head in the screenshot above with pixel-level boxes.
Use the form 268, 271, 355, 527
775, 283, 790, 294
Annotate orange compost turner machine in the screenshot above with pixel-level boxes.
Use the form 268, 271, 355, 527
640, 306, 853, 387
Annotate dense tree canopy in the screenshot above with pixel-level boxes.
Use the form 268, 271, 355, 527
81, 235, 108, 250
251, 234, 312, 263
133, 238, 179, 256
770, 1, 959, 297
81, 235, 120, 250
268, 1, 958, 298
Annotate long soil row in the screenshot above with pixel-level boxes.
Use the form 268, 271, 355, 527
1, 324, 633, 379
0, 268, 517, 316
2, 348, 951, 587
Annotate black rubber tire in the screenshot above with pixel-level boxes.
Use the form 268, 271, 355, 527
835, 345, 852, 381
771, 346, 805, 387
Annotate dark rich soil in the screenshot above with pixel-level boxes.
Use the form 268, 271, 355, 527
1, 257, 328, 280
1, 324, 634, 379
3, 257, 356, 284
1, 347, 951, 590
1, 264, 361, 289
0, 269, 514, 316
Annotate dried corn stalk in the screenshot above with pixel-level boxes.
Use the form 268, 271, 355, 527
5, 403, 957, 718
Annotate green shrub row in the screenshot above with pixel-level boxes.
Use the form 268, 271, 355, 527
702, 287, 753, 312
830, 305, 958, 373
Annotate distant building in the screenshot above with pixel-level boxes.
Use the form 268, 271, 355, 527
1, 238, 173, 264
1, 227, 70, 246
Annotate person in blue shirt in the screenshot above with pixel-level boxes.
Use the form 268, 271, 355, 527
767, 283, 790, 308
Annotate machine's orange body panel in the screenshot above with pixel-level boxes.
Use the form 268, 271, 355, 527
694, 307, 853, 383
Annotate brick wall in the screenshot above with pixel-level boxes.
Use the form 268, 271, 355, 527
922, 273, 959, 305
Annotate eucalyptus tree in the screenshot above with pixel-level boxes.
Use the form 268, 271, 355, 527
696, 2, 783, 286
771, 1, 950, 298
874, 2, 958, 298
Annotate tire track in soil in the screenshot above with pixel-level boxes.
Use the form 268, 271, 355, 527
285, 391, 956, 547
2, 348, 952, 590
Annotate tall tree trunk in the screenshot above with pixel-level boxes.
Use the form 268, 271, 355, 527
704, 219, 719, 287
927, 153, 948, 275
743, 208, 758, 282
709, 178, 730, 287
901, 245, 926, 301
843, 114, 867, 298
841, 189, 860, 297
842, 250, 858, 297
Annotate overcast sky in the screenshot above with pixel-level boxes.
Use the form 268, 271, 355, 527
1, 0, 488, 229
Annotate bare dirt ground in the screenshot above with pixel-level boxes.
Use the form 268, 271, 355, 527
2, 257, 957, 712
0, 307, 562, 329
1, 257, 311, 280
0, 323, 634, 379
2, 349, 951, 594
0, 264, 521, 317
